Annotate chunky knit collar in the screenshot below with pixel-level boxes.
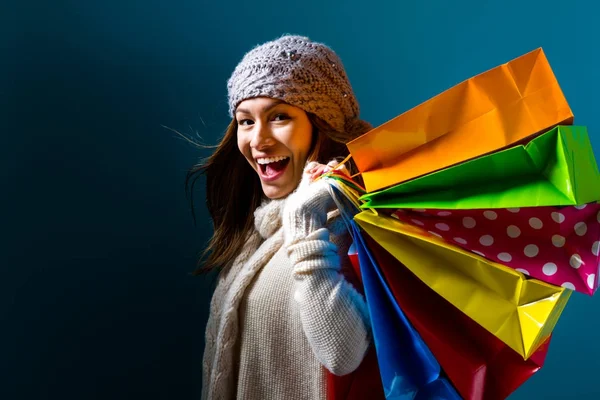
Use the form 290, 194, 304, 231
253, 196, 286, 239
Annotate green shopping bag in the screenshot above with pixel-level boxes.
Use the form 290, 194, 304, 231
361, 126, 600, 210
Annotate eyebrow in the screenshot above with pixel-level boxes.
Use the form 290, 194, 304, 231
235, 99, 286, 116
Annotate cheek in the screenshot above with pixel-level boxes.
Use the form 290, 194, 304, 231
291, 129, 313, 161
237, 134, 249, 156
299, 136, 314, 164
237, 135, 256, 170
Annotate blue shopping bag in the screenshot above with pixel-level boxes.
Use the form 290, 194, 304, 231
351, 221, 461, 400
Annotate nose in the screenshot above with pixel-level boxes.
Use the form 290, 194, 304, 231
249, 121, 275, 150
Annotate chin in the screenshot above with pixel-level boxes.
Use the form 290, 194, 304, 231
261, 183, 294, 200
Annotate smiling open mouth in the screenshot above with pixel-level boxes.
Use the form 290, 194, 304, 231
257, 156, 290, 178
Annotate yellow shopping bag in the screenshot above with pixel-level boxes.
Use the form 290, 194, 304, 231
354, 211, 571, 360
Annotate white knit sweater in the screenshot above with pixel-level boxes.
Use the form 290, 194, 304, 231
201, 175, 372, 399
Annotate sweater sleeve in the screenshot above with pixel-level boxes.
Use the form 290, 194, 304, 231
285, 210, 372, 376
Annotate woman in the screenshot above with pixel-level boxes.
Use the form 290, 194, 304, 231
188, 35, 377, 400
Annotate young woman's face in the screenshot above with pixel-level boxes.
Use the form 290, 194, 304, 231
236, 97, 313, 199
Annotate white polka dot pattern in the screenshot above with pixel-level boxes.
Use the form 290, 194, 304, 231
529, 218, 543, 229
507, 225, 521, 238
542, 262, 557, 276
552, 212, 565, 223
484, 211, 498, 220
575, 222, 588, 236
524, 244, 539, 258
463, 217, 476, 229
552, 235, 565, 248
498, 252, 512, 262
394, 204, 600, 295
435, 223, 450, 231
516, 268, 530, 275
479, 235, 494, 246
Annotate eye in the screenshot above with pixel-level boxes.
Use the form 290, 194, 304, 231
272, 113, 290, 121
238, 119, 254, 126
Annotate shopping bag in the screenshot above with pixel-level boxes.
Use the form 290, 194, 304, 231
359, 230, 551, 400
317, 162, 367, 242
347, 48, 573, 192
354, 211, 571, 359
326, 346, 385, 400
348, 242, 361, 281
388, 205, 600, 295
350, 221, 461, 399
360, 126, 600, 210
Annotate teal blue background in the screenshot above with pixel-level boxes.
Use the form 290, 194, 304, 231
2, 0, 598, 398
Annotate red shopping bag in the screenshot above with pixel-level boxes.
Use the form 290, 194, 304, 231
326, 244, 384, 400
361, 232, 551, 400
327, 347, 384, 400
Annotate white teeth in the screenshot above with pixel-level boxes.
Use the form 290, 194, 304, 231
256, 156, 289, 165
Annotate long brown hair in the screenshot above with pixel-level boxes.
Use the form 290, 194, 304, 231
185, 113, 370, 275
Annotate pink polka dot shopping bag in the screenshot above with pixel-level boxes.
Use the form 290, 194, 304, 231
391, 204, 600, 295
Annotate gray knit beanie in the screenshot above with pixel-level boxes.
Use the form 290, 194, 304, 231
227, 35, 371, 135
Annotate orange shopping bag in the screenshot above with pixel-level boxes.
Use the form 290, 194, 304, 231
347, 48, 574, 192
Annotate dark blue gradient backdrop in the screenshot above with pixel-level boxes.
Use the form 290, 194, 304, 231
2, 1, 598, 398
